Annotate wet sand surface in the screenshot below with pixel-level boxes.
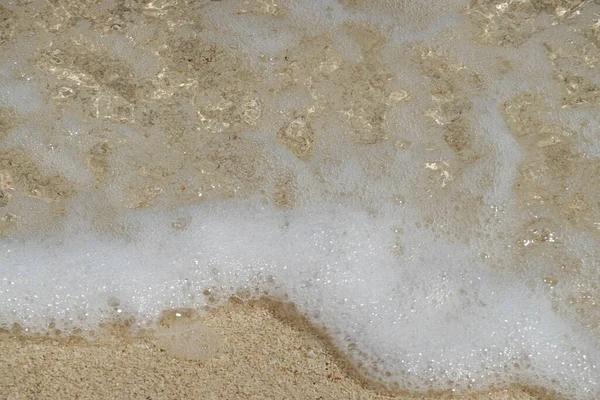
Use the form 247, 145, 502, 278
1, 0, 600, 398
1, 301, 540, 400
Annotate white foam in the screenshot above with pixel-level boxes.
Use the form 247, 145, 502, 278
0, 62, 44, 112
2, 199, 599, 396
1, 0, 600, 398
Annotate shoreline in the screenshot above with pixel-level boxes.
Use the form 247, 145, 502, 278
1, 0, 599, 398
0, 299, 545, 400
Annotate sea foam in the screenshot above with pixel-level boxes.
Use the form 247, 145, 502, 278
1, 0, 600, 398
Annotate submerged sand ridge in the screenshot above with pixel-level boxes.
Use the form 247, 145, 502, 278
0, 0, 600, 398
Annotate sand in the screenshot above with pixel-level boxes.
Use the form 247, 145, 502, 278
1, 1, 599, 398
0, 300, 540, 400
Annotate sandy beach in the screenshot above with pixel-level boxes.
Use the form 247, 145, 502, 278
0, 300, 541, 400
1, 0, 600, 398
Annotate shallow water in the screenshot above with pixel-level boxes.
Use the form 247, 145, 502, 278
1, 0, 600, 398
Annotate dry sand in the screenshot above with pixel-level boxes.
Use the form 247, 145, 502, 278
0, 300, 540, 400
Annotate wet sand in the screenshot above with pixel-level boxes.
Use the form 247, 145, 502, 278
2, 0, 600, 398
0, 300, 539, 400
